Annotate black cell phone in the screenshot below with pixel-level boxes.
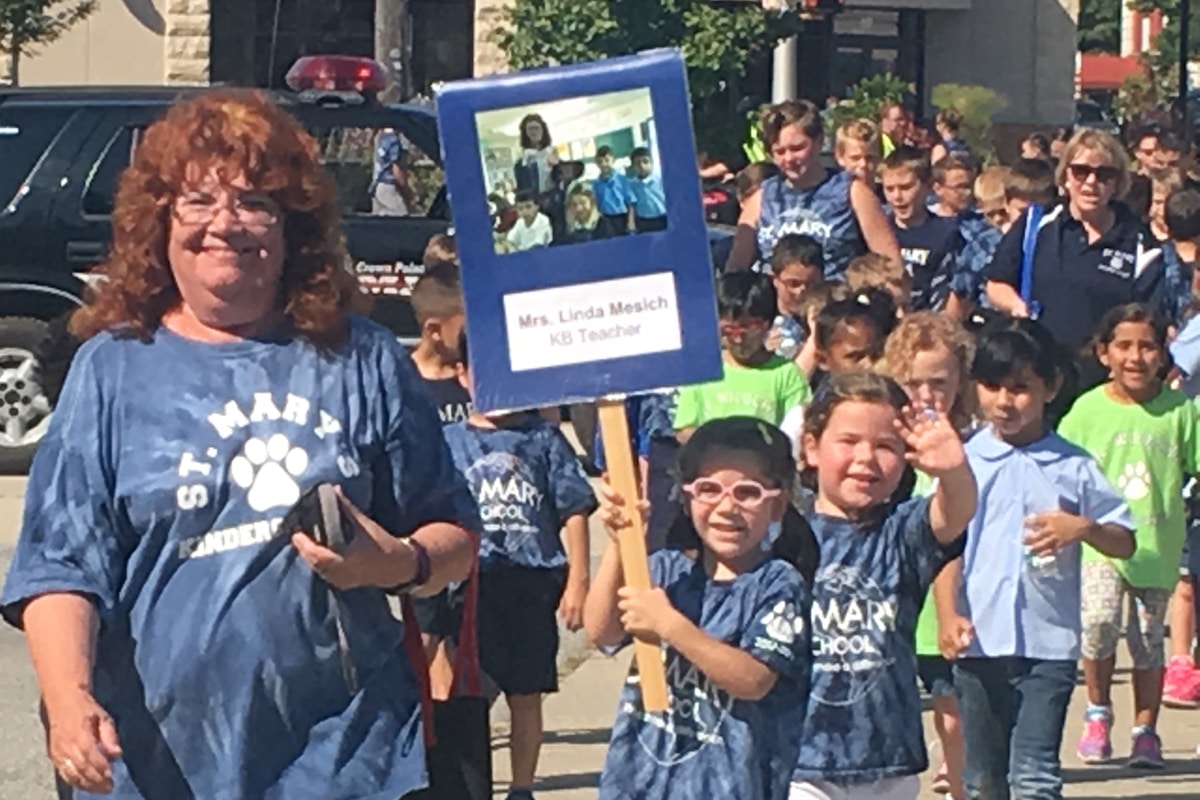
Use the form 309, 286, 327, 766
277, 483, 352, 553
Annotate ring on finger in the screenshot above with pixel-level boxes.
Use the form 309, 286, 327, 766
58, 757, 79, 779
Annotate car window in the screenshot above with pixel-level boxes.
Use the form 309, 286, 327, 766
0, 107, 76, 213
1076, 103, 1104, 124
82, 127, 143, 217
313, 126, 444, 218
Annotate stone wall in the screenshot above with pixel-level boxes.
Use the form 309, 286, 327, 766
165, 0, 211, 85
473, 0, 513, 77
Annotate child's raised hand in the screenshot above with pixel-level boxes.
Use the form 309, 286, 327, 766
897, 402, 967, 478
616, 586, 678, 642
765, 327, 784, 354
598, 479, 650, 541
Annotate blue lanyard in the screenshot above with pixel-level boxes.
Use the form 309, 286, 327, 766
1019, 204, 1044, 319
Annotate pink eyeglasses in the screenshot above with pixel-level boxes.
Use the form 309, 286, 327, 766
682, 478, 782, 509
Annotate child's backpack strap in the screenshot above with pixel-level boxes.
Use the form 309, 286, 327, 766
399, 592, 437, 749
451, 554, 484, 698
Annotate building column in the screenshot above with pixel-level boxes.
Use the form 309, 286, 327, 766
166, 0, 212, 85
772, 36, 799, 103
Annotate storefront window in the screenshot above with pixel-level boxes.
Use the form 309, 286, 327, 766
834, 10, 900, 37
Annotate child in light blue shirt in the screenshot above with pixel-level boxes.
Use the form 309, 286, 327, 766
946, 318, 1135, 800
629, 146, 667, 233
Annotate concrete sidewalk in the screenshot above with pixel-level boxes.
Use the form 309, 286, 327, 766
493, 653, 1200, 799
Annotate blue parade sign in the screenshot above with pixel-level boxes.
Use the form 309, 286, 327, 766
436, 49, 721, 412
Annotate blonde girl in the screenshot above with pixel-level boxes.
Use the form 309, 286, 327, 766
880, 312, 976, 799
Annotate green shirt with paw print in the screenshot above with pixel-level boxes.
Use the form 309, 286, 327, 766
1059, 384, 1200, 589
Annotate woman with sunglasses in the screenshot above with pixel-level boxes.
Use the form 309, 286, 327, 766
983, 128, 1163, 413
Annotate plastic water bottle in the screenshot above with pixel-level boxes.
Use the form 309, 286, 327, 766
1023, 515, 1060, 579
773, 317, 799, 360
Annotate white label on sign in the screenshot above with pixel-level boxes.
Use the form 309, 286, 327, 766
503, 272, 683, 372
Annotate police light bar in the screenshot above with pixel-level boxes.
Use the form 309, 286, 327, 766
285, 56, 388, 97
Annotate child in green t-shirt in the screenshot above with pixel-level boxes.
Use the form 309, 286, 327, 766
1059, 304, 1200, 768
881, 311, 978, 799
674, 272, 810, 442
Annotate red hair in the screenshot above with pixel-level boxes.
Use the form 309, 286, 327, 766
72, 89, 363, 349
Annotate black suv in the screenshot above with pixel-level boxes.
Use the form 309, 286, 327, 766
0, 87, 451, 472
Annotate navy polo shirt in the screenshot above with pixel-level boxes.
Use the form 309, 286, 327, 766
892, 212, 962, 312
984, 203, 1163, 352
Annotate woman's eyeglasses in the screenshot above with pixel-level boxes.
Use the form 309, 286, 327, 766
174, 191, 282, 227
1067, 163, 1119, 185
682, 478, 781, 509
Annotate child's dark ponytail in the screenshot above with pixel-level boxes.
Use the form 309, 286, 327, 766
665, 417, 819, 585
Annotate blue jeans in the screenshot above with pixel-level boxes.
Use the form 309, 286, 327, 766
954, 657, 1076, 800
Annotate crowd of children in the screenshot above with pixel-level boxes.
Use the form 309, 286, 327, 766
500, 135, 668, 253
407, 112, 1200, 800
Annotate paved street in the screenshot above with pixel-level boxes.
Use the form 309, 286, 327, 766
498, 652, 1200, 800
0, 475, 1198, 798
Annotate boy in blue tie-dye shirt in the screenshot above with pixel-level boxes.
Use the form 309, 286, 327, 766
443, 333, 598, 800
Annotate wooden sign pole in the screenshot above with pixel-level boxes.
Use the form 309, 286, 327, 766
595, 398, 670, 712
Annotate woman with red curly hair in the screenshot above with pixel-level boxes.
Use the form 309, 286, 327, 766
0, 90, 479, 799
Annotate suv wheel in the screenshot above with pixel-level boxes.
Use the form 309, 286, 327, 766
0, 317, 52, 474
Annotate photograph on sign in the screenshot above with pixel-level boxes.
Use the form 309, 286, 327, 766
474, 88, 668, 254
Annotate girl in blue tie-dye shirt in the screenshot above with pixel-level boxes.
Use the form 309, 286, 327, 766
791, 372, 976, 800
586, 417, 817, 800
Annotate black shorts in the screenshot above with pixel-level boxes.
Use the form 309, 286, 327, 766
602, 213, 630, 235
634, 216, 668, 233
477, 564, 566, 696
918, 655, 956, 698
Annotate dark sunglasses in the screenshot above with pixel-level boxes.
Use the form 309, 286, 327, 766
1067, 163, 1119, 184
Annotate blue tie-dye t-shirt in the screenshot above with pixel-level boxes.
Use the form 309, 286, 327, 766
0, 315, 480, 800
757, 171, 864, 280
795, 496, 960, 784
954, 210, 1003, 305
600, 550, 811, 800
443, 416, 597, 569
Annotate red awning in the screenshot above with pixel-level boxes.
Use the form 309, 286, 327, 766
1078, 53, 1143, 91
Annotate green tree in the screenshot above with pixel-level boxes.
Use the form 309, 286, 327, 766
0, 0, 96, 85
826, 73, 912, 131
495, 0, 805, 159
931, 82, 1007, 160
1078, 0, 1123, 53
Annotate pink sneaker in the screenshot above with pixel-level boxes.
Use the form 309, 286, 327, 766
1162, 656, 1200, 709
1076, 707, 1113, 764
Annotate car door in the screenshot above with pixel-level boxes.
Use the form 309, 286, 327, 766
49, 105, 163, 286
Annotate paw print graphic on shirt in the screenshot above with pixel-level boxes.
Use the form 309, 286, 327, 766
1117, 462, 1151, 503
761, 601, 805, 645
230, 434, 310, 512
